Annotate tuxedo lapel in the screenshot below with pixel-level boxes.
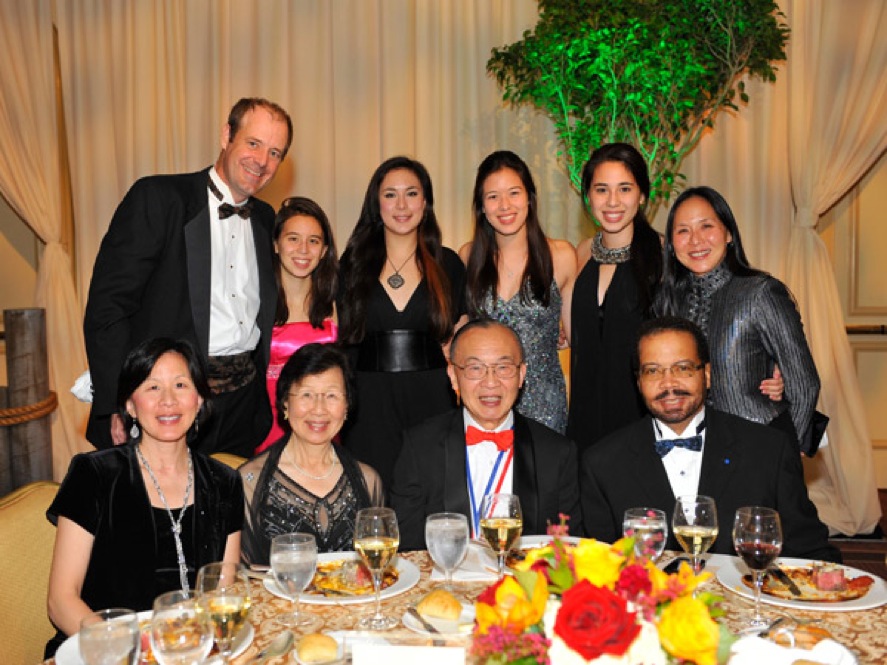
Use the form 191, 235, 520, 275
184, 172, 212, 357
442, 412, 471, 519
626, 417, 676, 507
512, 415, 539, 534
250, 205, 275, 366
697, 411, 741, 503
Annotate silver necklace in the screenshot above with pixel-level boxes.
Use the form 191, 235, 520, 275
386, 251, 416, 289
136, 444, 194, 592
591, 232, 631, 264
287, 443, 340, 481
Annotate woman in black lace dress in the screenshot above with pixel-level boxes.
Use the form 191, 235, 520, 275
240, 343, 383, 564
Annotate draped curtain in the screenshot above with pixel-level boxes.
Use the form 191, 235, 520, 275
0, 0, 89, 473
0, 0, 883, 534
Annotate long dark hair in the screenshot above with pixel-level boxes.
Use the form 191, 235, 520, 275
273, 197, 338, 328
338, 156, 453, 344
656, 186, 766, 316
581, 143, 662, 313
465, 151, 553, 313
117, 338, 212, 446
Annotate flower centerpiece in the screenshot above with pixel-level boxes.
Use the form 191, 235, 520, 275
471, 518, 735, 665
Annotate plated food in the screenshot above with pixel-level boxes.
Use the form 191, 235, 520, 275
741, 562, 875, 603
308, 558, 399, 597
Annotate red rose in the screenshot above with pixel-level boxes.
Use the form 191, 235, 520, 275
616, 563, 652, 601
554, 579, 641, 660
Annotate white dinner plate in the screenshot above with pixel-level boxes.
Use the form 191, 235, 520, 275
716, 556, 887, 612
264, 552, 420, 605
55, 610, 254, 664
517, 535, 581, 549
402, 602, 476, 636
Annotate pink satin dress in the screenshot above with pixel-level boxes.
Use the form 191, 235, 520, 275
256, 319, 338, 453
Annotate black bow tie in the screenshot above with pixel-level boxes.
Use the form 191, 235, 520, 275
218, 201, 252, 219
654, 434, 703, 457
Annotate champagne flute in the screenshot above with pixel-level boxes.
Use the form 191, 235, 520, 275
425, 512, 469, 591
622, 507, 668, 561
195, 562, 251, 663
479, 493, 522, 578
79, 608, 140, 665
733, 506, 783, 629
270, 532, 322, 630
672, 495, 718, 575
353, 507, 400, 630
150, 590, 213, 665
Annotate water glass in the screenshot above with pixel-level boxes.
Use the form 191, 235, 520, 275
270, 532, 322, 630
425, 512, 469, 590
623, 507, 668, 561
79, 608, 139, 665
150, 590, 213, 665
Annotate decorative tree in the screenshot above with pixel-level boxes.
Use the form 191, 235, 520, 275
487, 0, 789, 216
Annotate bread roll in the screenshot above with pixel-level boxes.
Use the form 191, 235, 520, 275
296, 633, 339, 663
416, 588, 462, 621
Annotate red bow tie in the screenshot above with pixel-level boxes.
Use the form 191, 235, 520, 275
466, 425, 514, 452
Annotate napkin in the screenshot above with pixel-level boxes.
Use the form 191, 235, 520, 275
729, 635, 858, 665
429, 542, 499, 583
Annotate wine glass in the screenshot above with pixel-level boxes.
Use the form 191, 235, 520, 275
622, 507, 668, 561
672, 495, 718, 575
79, 608, 140, 665
479, 493, 523, 578
353, 506, 400, 630
270, 532, 322, 630
733, 506, 783, 629
425, 512, 469, 591
150, 590, 213, 665
195, 562, 251, 663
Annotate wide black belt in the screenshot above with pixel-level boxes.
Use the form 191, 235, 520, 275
205, 350, 256, 394
356, 330, 446, 372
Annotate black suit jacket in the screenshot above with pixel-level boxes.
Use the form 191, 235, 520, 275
581, 409, 840, 562
391, 410, 582, 550
84, 168, 276, 446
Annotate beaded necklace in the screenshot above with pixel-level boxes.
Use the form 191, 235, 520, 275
591, 232, 631, 264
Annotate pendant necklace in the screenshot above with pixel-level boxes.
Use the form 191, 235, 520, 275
136, 444, 194, 592
288, 443, 340, 481
591, 232, 631, 264
386, 250, 416, 289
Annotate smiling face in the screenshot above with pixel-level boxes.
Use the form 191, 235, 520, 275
587, 161, 645, 247
215, 106, 289, 203
671, 196, 733, 276
637, 330, 710, 435
126, 352, 203, 445
448, 325, 526, 431
284, 367, 348, 447
378, 168, 426, 237
274, 214, 327, 280
482, 167, 529, 238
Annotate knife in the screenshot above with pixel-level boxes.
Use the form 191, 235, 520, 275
407, 607, 445, 645
767, 566, 802, 596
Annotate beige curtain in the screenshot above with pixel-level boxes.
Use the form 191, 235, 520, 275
0, 0, 90, 475
782, 0, 887, 535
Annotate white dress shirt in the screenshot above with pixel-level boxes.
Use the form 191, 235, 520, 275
654, 408, 707, 500
463, 409, 515, 537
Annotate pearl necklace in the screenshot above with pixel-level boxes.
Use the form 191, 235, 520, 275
136, 444, 194, 592
590, 232, 631, 264
287, 443, 340, 481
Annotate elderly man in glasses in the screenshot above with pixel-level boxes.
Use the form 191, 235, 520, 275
391, 318, 581, 550
580, 316, 839, 562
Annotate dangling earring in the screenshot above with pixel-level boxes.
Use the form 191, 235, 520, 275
130, 419, 140, 439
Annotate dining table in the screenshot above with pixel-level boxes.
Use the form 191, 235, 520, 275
43, 550, 887, 665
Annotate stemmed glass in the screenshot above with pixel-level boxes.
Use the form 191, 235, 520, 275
479, 493, 523, 578
79, 608, 140, 665
733, 506, 783, 629
672, 495, 718, 575
622, 507, 668, 561
270, 532, 322, 630
425, 512, 469, 591
354, 507, 400, 630
195, 562, 251, 663
150, 590, 214, 665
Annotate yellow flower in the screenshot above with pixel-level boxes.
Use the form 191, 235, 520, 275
475, 573, 547, 634
658, 595, 720, 665
572, 538, 625, 589
647, 560, 711, 599
513, 545, 554, 572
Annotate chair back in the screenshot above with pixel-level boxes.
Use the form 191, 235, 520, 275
211, 452, 247, 470
0, 481, 59, 665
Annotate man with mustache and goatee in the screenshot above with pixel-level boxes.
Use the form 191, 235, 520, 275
580, 316, 839, 562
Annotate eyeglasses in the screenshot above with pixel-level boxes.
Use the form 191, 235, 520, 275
288, 390, 346, 407
638, 362, 704, 381
451, 362, 522, 380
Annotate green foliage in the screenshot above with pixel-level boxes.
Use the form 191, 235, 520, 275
488, 0, 789, 217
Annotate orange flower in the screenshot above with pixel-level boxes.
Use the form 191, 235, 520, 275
657, 595, 721, 665
475, 572, 548, 635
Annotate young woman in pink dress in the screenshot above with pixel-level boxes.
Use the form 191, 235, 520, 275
256, 197, 339, 453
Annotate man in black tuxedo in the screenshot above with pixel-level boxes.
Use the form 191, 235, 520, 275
391, 319, 581, 550
581, 316, 839, 562
83, 98, 292, 456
